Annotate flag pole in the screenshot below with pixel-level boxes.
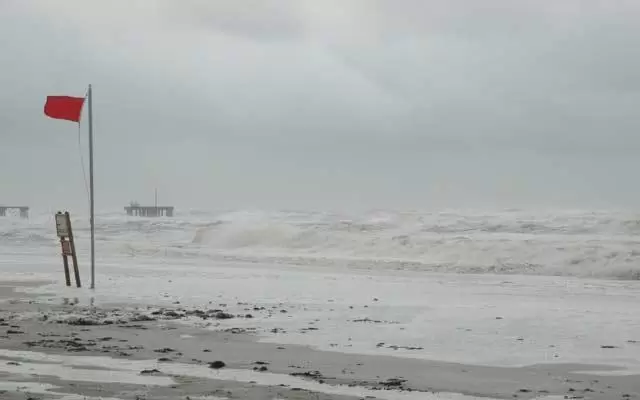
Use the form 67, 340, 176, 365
88, 84, 96, 289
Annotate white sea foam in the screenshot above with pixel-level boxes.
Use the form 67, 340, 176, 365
2, 208, 640, 279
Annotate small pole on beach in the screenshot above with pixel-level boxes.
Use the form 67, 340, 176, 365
88, 84, 96, 289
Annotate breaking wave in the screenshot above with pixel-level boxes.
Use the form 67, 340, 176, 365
2, 209, 640, 280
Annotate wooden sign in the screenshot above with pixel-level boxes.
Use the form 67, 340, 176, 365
55, 211, 81, 288
55, 213, 70, 238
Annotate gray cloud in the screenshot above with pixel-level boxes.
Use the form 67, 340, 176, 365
1, 1, 640, 210
160, 0, 306, 40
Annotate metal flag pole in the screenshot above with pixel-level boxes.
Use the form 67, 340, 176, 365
88, 84, 96, 289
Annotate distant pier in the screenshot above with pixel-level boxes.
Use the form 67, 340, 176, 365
125, 202, 174, 217
0, 206, 29, 218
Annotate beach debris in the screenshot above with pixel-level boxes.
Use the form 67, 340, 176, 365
224, 327, 256, 334
185, 309, 206, 318
253, 361, 269, 371
155, 310, 182, 318
130, 314, 156, 322
118, 324, 148, 329
375, 342, 422, 350
23, 338, 95, 352
290, 370, 322, 378
63, 317, 103, 326
140, 368, 161, 375
387, 345, 423, 351
208, 361, 226, 369
352, 317, 399, 324
379, 378, 407, 388
154, 347, 176, 353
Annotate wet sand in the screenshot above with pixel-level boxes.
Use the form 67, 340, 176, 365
0, 280, 638, 400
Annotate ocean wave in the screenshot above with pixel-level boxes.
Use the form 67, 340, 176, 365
2, 209, 640, 279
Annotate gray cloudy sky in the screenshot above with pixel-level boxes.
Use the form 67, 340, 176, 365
1, 0, 640, 212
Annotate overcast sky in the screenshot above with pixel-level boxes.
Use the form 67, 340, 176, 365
1, 0, 640, 212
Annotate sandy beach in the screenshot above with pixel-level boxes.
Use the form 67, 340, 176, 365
0, 279, 637, 400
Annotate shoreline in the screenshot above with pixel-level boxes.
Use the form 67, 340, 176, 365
1, 279, 638, 399
11, 266, 640, 369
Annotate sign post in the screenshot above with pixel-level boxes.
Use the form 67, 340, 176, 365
55, 211, 81, 288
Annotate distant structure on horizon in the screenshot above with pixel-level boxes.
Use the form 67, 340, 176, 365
124, 200, 174, 217
0, 205, 29, 218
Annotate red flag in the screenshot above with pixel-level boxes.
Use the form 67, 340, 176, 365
44, 96, 86, 122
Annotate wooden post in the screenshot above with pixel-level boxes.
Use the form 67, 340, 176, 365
66, 212, 81, 288
60, 240, 71, 287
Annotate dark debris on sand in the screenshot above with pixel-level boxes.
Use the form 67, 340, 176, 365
208, 361, 226, 369
140, 368, 161, 375
41, 304, 250, 329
